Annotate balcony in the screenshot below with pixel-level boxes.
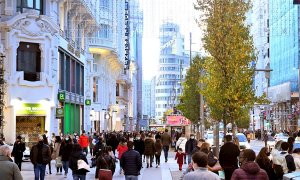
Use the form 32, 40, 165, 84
88, 37, 114, 52
117, 72, 131, 86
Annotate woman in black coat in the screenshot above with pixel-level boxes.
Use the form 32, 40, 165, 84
69, 144, 89, 179
59, 136, 73, 177
133, 135, 145, 156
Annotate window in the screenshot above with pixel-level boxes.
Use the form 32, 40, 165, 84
93, 77, 99, 102
17, 42, 41, 81
59, 51, 65, 89
99, 25, 110, 38
100, 0, 109, 8
17, 0, 43, 14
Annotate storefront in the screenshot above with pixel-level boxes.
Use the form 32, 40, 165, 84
15, 103, 47, 148
166, 115, 191, 147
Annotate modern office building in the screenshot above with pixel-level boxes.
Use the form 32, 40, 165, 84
155, 22, 189, 120
268, 0, 299, 131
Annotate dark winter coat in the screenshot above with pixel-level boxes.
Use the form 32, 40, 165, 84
144, 138, 155, 156
161, 133, 171, 146
185, 139, 197, 154
95, 154, 115, 178
256, 157, 277, 180
30, 142, 51, 165
120, 149, 142, 176
69, 151, 88, 175
219, 142, 240, 171
59, 141, 73, 161
231, 161, 269, 180
107, 136, 119, 152
154, 141, 163, 156
133, 139, 145, 155
12, 141, 25, 160
93, 142, 106, 159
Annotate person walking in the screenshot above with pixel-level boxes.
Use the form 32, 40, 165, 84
183, 151, 220, 180
120, 141, 142, 180
88, 133, 95, 156
133, 134, 145, 158
154, 138, 163, 168
30, 135, 52, 180
42, 134, 52, 175
231, 149, 268, 180
185, 134, 197, 164
219, 135, 240, 180
0, 145, 23, 180
52, 136, 62, 175
117, 138, 128, 174
69, 144, 89, 180
175, 148, 186, 171
144, 133, 155, 168
78, 130, 89, 156
12, 135, 25, 171
256, 147, 276, 179
95, 148, 115, 179
161, 129, 172, 162
59, 136, 73, 178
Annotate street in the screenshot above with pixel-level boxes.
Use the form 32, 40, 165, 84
20, 140, 265, 180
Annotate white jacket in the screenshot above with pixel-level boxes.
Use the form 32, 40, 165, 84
176, 137, 187, 152
293, 153, 300, 171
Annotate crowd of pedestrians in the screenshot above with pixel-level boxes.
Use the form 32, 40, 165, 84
3, 129, 300, 180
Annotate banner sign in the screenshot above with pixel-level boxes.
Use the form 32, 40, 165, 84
166, 115, 190, 125
56, 108, 64, 118
124, 0, 130, 70
16, 103, 47, 115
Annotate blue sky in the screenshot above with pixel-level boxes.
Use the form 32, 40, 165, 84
140, 0, 203, 80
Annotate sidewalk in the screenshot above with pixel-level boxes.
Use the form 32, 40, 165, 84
20, 150, 187, 180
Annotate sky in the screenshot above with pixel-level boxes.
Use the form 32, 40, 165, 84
139, 0, 203, 80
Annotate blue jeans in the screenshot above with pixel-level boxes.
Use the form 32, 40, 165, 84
62, 161, 69, 174
73, 173, 86, 180
125, 175, 138, 180
34, 164, 46, 180
163, 145, 169, 161
187, 154, 192, 164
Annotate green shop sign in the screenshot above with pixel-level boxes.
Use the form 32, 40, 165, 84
85, 99, 91, 106
58, 92, 65, 102
56, 108, 64, 118
16, 103, 46, 115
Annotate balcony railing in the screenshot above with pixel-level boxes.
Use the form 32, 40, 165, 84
88, 37, 114, 49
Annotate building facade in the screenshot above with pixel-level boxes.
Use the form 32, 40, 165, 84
155, 22, 189, 120
249, 0, 270, 131
0, 0, 136, 144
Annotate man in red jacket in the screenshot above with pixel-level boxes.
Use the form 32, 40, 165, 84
78, 130, 89, 155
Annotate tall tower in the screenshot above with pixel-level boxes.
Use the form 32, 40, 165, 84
155, 22, 189, 120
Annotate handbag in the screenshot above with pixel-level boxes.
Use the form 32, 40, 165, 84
77, 159, 90, 172
98, 156, 112, 180
209, 161, 222, 172
55, 156, 62, 168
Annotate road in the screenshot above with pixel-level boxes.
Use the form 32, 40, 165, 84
20, 140, 265, 180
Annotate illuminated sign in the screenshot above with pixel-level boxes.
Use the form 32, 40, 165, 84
85, 99, 91, 106
58, 92, 65, 102
16, 103, 46, 115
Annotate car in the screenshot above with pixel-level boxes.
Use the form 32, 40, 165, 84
266, 135, 276, 151
236, 133, 251, 149
293, 141, 300, 150
274, 133, 289, 142
205, 132, 223, 146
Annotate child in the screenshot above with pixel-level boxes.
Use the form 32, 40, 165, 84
175, 148, 186, 171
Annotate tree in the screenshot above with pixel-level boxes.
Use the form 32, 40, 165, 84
177, 56, 203, 125
195, 0, 264, 155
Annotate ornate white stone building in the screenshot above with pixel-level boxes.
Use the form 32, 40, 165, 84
0, 0, 137, 145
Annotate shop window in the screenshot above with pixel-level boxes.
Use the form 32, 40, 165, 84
17, 0, 44, 14
17, 42, 41, 81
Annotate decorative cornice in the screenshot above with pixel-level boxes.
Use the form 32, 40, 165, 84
1, 10, 59, 37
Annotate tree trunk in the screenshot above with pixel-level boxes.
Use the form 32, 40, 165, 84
215, 122, 220, 158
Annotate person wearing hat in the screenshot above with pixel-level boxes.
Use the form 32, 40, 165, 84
30, 135, 52, 180
12, 135, 26, 171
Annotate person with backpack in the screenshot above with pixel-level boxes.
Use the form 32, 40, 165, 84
69, 144, 89, 180
273, 142, 296, 179
95, 148, 115, 179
